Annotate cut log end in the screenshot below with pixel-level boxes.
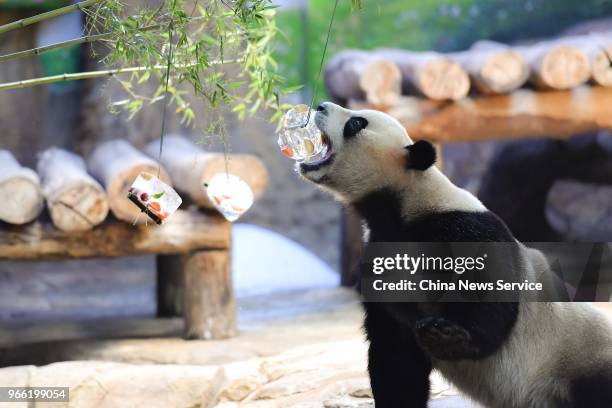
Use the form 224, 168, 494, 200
0, 177, 44, 224
359, 59, 402, 106
48, 182, 109, 232
592, 46, 612, 87
417, 58, 470, 100
108, 164, 171, 223
539, 45, 591, 90
479, 51, 529, 94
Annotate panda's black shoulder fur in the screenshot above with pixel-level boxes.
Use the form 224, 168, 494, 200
352, 187, 514, 243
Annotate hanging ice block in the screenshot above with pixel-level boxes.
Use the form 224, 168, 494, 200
206, 173, 254, 222
127, 172, 182, 224
277, 104, 329, 163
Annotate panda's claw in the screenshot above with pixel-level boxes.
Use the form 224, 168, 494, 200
415, 317, 480, 360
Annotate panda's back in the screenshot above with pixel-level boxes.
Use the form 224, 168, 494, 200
397, 210, 515, 243
352, 186, 515, 243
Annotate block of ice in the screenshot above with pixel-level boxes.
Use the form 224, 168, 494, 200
277, 104, 329, 163
206, 173, 254, 222
127, 172, 182, 224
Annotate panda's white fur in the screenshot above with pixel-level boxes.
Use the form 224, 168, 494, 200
298, 102, 612, 407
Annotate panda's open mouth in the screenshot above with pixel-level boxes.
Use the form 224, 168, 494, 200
299, 133, 335, 173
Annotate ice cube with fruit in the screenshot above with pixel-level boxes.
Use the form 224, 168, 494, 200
206, 173, 254, 222
127, 172, 182, 224
277, 104, 329, 163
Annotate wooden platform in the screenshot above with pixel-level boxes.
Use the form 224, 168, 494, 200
0, 208, 235, 340
349, 86, 612, 142
0, 207, 230, 259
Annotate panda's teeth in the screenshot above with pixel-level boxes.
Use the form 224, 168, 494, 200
321, 132, 332, 152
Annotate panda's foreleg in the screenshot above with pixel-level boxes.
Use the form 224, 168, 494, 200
414, 303, 519, 361
365, 303, 432, 408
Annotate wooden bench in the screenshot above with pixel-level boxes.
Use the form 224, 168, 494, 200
0, 207, 234, 340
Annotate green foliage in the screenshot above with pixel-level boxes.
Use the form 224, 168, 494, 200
275, 0, 612, 102
84, 0, 293, 125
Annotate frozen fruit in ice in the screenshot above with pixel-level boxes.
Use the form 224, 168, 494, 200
277, 104, 329, 163
206, 173, 253, 222
128, 172, 182, 224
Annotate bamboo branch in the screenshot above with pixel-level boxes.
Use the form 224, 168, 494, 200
0, 12, 208, 64
0, 59, 242, 92
0, 33, 110, 63
0, 24, 162, 64
0, 0, 102, 35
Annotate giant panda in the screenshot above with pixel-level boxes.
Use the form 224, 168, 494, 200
297, 101, 612, 408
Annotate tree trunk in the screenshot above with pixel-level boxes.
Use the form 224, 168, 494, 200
324, 50, 402, 106
144, 136, 268, 209
374, 49, 470, 100
0, 150, 43, 224
87, 139, 170, 223
451, 41, 529, 94
182, 248, 236, 340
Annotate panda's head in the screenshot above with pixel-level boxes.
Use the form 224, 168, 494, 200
298, 102, 437, 203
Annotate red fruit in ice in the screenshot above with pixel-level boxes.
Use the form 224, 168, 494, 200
281, 146, 293, 158
140, 192, 149, 202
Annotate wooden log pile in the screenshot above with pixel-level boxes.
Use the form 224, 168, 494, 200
0, 138, 268, 231
326, 33, 612, 105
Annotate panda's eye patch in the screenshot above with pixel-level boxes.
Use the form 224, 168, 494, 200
343, 117, 368, 139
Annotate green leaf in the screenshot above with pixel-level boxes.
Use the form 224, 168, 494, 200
152, 192, 165, 199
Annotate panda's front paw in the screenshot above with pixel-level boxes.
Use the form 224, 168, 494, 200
415, 317, 480, 360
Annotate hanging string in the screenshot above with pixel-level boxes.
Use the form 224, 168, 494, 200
157, 20, 174, 177
301, 0, 339, 128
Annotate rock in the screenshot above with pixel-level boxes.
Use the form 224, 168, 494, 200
548, 181, 612, 240
0, 365, 33, 387
3, 361, 220, 408
324, 396, 374, 408
217, 360, 270, 402
348, 383, 373, 399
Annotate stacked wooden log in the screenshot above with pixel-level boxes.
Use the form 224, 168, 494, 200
0, 138, 268, 231
38, 148, 108, 231
326, 33, 612, 105
0, 150, 44, 225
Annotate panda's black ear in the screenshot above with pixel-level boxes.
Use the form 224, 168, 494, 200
405, 140, 436, 171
